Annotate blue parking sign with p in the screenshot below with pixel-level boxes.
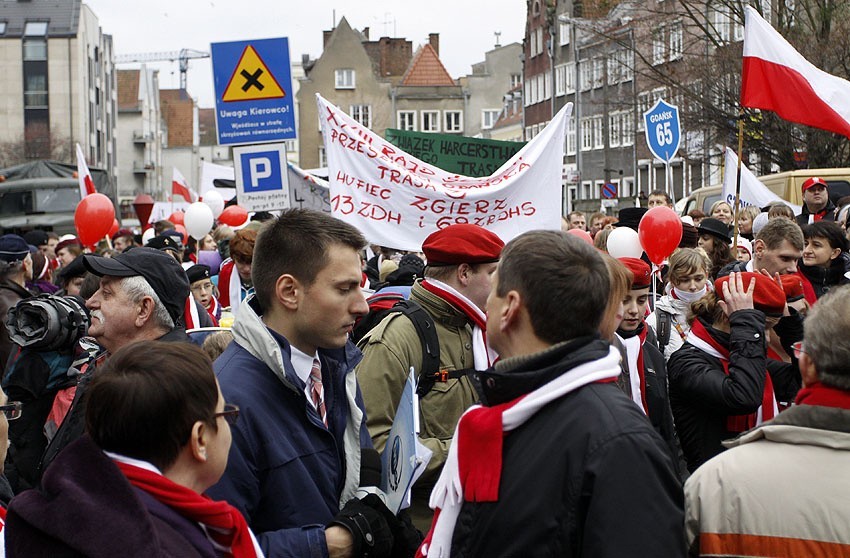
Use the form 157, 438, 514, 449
241, 151, 281, 192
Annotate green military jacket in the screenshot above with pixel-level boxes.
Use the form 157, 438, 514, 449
355, 280, 479, 528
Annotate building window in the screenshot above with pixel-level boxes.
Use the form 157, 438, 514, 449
482, 109, 501, 130
23, 38, 47, 61
349, 104, 371, 128
543, 72, 552, 100
593, 58, 604, 88
592, 115, 604, 149
555, 64, 566, 96
580, 117, 593, 151
0, 22, 7, 35
24, 21, 48, 36
334, 69, 355, 89
670, 21, 683, 60
559, 21, 571, 45
609, 113, 621, 147
536, 27, 544, 56
566, 117, 576, 155
565, 62, 575, 94
397, 110, 416, 131
510, 73, 522, 89
421, 110, 440, 132
713, 7, 731, 44
444, 110, 463, 133
318, 146, 327, 167
652, 27, 665, 65
607, 56, 618, 86
622, 112, 635, 146
24, 74, 47, 108
621, 49, 634, 82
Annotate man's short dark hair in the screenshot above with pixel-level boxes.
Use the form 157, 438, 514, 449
252, 209, 367, 311
756, 217, 804, 251
85, 341, 219, 471
649, 190, 672, 204
497, 230, 609, 343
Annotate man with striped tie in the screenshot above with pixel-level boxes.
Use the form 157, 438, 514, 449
208, 209, 400, 558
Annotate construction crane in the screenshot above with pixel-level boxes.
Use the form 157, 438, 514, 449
114, 49, 210, 90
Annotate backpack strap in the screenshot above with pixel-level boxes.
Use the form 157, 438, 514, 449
657, 310, 672, 353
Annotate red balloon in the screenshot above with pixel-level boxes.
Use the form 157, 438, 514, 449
168, 211, 185, 226
108, 218, 120, 237
566, 228, 593, 245
638, 206, 683, 265
219, 205, 249, 227
174, 224, 187, 244
74, 193, 115, 247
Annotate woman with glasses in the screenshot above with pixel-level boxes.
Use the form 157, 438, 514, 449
6, 341, 263, 557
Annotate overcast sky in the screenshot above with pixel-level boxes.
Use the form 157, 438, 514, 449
85, 0, 527, 108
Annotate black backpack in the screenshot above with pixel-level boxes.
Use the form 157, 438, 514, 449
354, 295, 475, 398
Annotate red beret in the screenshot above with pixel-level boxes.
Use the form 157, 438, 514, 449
802, 176, 828, 193
780, 274, 805, 302
422, 224, 504, 266
618, 257, 651, 289
714, 272, 786, 316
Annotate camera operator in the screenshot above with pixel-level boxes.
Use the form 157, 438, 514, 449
3, 294, 92, 492
0, 235, 34, 377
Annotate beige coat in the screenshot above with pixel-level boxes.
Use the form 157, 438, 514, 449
684, 404, 850, 557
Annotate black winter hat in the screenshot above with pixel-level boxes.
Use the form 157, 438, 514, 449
697, 218, 732, 244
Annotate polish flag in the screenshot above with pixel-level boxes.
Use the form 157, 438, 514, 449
76, 143, 96, 199
172, 168, 198, 202
742, 6, 850, 137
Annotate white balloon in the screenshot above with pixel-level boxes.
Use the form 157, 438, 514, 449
202, 189, 225, 218
184, 202, 215, 240
606, 227, 643, 259
141, 227, 156, 245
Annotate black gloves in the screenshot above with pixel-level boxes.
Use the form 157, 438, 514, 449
330, 494, 395, 558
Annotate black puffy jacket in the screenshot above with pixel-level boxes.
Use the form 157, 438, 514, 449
667, 310, 800, 472
450, 338, 685, 558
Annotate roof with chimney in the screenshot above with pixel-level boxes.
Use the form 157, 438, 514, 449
401, 44, 455, 86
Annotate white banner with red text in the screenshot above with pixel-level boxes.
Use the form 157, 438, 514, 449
317, 93, 570, 251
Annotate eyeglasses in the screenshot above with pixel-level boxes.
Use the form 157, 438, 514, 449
214, 404, 239, 426
0, 401, 22, 421
791, 341, 806, 360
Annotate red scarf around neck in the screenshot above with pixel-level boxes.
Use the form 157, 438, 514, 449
795, 381, 850, 409
420, 279, 486, 330
115, 461, 257, 558
689, 319, 776, 432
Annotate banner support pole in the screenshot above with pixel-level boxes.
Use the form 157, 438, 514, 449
732, 109, 745, 251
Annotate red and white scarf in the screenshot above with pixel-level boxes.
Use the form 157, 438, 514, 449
420, 279, 496, 369
416, 346, 621, 558
114, 460, 260, 557
219, 259, 244, 315
686, 320, 778, 432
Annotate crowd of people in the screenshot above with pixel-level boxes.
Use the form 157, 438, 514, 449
0, 177, 843, 556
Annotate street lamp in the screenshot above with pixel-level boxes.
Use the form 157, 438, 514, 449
558, 14, 583, 207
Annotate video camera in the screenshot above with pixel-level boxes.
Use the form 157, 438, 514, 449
6, 294, 90, 352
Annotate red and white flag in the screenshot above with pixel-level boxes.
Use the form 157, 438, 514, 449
172, 167, 198, 203
742, 6, 850, 137
76, 143, 96, 199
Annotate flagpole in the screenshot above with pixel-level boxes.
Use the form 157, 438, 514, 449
732, 109, 745, 250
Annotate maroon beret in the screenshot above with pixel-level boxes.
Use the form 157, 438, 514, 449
422, 224, 504, 266
780, 274, 805, 302
619, 257, 651, 289
714, 272, 786, 316
111, 228, 134, 242
55, 238, 82, 254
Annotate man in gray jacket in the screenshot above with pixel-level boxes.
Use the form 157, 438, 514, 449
685, 285, 850, 556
